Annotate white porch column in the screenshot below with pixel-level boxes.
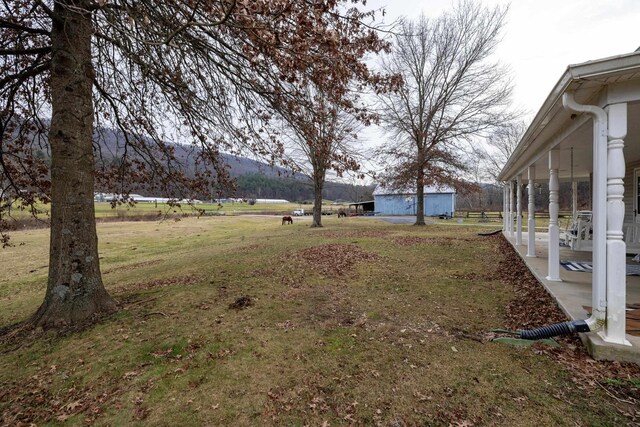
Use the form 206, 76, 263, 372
516, 175, 523, 245
604, 103, 630, 345
503, 184, 508, 231
547, 150, 562, 281
509, 180, 515, 237
527, 166, 536, 257
506, 181, 511, 236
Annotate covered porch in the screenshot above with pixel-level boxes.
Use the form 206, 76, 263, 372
504, 231, 640, 362
499, 50, 640, 361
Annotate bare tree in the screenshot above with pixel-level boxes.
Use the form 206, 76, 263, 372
1, 0, 391, 328
277, 86, 368, 227
375, 0, 514, 225
476, 120, 526, 183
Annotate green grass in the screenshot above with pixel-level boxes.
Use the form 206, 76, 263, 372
93, 201, 312, 217
604, 378, 640, 387
5, 202, 568, 233
435, 213, 573, 231
0, 216, 632, 426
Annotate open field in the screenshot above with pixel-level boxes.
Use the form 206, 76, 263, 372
1, 216, 638, 426
5, 203, 565, 233
93, 201, 310, 218
2, 201, 347, 223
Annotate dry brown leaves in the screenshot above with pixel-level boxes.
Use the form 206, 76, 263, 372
493, 234, 640, 423
495, 237, 567, 330
0, 364, 118, 426
291, 244, 380, 277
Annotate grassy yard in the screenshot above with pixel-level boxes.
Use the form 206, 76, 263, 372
1, 216, 638, 426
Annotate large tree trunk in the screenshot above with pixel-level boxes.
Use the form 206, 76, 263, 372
415, 171, 426, 226
311, 168, 325, 228
32, 1, 116, 328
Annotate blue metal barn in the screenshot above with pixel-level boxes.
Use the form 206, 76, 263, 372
373, 185, 456, 217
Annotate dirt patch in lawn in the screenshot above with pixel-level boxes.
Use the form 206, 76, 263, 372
292, 244, 380, 278
319, 230, 392, 239
393, 234, 481, 245
234, 243, 267, 253
391, 236, 455, 246
103, 259, 164, 275
112, 274, 200, 294
494, 234, 640, 423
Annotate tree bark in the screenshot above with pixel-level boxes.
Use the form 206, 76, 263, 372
32, 1, 116, 328
415, 170, 426, 226
312, 168, 325, 228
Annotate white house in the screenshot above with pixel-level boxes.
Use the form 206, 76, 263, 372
499, 49, 640, 358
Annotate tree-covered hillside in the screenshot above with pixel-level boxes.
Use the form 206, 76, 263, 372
235, 174, 374, 203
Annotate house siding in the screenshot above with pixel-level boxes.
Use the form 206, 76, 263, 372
625, 160, 640, 223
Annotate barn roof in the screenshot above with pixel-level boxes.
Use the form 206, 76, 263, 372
372, 184, 456, 196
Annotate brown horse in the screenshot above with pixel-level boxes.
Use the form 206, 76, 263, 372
282, 215, 293, 225
337, 209, 348, 218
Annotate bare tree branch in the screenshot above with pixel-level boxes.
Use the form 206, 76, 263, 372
375, 0, 516, 225
1, 0, 394, 328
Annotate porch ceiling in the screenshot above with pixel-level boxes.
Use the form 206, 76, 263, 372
499, 51, 640, 183
524, 101, 640, 183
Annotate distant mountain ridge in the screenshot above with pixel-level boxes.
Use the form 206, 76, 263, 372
93, 126, 373, 202
18, 122, 373, 202
94, 126, 295, 179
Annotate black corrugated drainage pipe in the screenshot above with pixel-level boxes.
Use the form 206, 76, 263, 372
519, 316, 604, 340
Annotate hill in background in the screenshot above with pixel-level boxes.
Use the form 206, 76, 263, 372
94, 127, 374, 203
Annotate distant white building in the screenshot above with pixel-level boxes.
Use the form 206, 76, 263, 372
94, 193, 202, 204
254, 198, 289, 204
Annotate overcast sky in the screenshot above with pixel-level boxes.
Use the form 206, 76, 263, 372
367, 0, 640, 119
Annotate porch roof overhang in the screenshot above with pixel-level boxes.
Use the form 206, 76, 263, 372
498, 51, 640, 183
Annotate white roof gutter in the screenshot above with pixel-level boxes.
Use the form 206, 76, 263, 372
562, 92, 607, 329
498, 51, 640, 182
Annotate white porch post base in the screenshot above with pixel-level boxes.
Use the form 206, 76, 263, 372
546, 226, 562, 281
603, 240, 631, 345
547, 150, 562, 281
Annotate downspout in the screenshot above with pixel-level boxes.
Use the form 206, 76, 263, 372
518, 92, 606, 339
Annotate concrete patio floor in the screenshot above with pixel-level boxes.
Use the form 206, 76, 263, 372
504, 231, 640, 363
